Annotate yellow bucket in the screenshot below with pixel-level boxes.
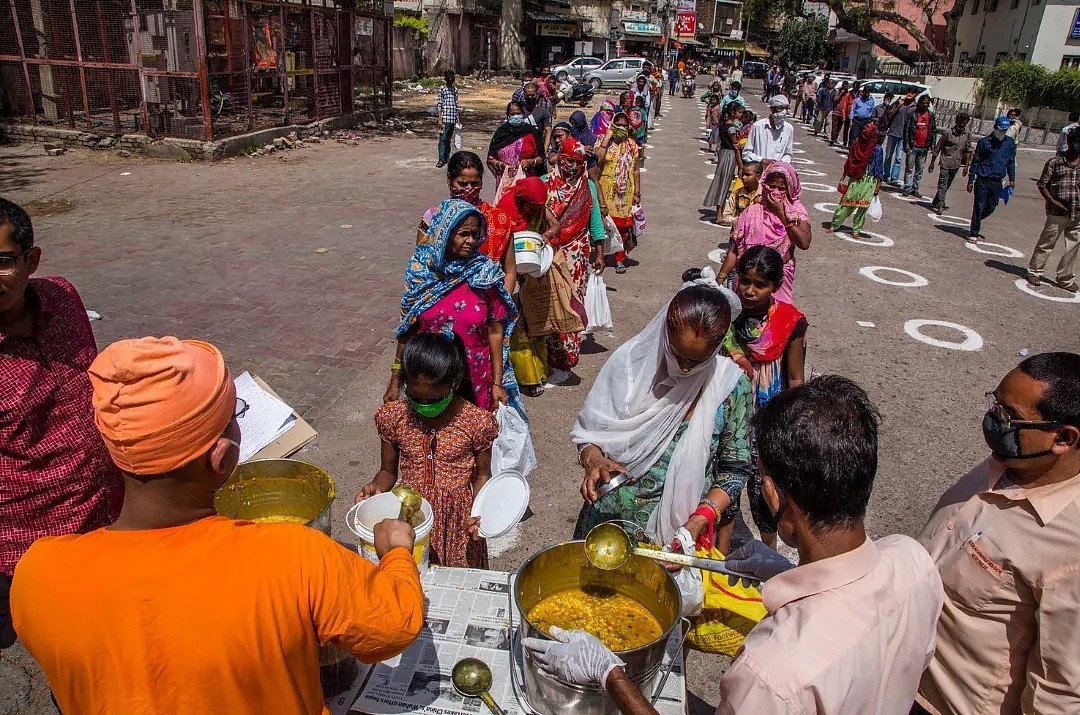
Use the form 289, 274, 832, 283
345, 493, 434, 571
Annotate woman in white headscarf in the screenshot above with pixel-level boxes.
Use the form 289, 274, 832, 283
572, 267, 754, 553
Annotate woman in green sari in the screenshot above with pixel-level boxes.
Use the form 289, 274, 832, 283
828, 123, 884, 238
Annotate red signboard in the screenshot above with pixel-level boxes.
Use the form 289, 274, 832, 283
674, 12, 697, 39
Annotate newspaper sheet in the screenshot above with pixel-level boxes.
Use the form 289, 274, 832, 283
345, 567, 687, 715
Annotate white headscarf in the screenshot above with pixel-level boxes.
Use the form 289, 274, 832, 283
571, 267, 745, 544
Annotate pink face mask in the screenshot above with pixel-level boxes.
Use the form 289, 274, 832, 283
763, 184, 785, 203
450, 185, 482, 205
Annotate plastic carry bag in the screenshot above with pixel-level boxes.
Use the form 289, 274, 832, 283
602, 215, 624, 256
868, 195, 883, 223
491, 404, 537, 478
669, 528, 704, 618
453, 123, 463, 150
684, 523, 768, 656
631, 204, 647, 238
583, 271, 613, 334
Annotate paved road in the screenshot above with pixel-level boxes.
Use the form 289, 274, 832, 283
1, 82, 1077, 714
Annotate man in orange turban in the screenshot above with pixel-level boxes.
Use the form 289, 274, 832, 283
11, 337, 425, 715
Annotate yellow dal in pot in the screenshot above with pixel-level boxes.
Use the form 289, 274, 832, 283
526, 586, 663, 652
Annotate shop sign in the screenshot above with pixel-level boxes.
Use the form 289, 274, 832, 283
622, 10, 649, 22
674, 12, 697, 38
538, 22, 577, 38
1071, 9, 1080, 39
622, 21, 661, 36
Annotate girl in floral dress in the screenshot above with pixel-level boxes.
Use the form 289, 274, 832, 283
362, 333, 499, 569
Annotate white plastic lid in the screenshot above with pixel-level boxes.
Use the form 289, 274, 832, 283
471, 470, 530, 539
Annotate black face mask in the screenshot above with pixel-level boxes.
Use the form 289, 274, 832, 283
982, 411, 1055, 460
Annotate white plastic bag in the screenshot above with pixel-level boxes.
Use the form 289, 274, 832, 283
868, 195, 883, 223
453, 123, 463, 150
491, 404, 537, 478
669, 527, 704, 618
602, 215, 624, 256
583, 271, 613, 334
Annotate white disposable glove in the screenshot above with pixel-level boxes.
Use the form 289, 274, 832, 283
522, 626, 625, 690
724, 539, 796, 581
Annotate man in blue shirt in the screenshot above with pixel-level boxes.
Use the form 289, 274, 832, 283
848, 85, 875, 147
967, 116, 1017, 243
813, 79, 834, 136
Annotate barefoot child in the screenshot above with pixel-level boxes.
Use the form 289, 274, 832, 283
360, 333, 498, 569
722, 246, 808, 549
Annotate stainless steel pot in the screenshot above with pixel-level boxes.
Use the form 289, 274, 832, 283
512, 541, 682, 715
213, 458, 336, 535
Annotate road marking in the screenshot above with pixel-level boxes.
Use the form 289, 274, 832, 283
800, 182, 834, 192
791, 157, 816, 165
792, 148, 806, 154
888, 192, 923, 203
903, 319, 984, 351
813, 202, 840, 213
799, 169, 827, 177
1013, 278, 1080, 303
831, 228, 895, 246
926, 213, 969, 227
965, 241, 1024, 258
859, 266, 929, 287
706, 173, 715, 180
698, 219, 727, 229
856, 320, 876, 328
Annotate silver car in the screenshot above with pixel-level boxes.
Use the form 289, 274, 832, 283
552, 57, 604, 82
584, 57, 648, 89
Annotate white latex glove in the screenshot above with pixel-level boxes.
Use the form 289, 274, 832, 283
724, 539, 795, 581
522, 626, 625, 690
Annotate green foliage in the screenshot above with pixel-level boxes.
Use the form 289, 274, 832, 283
773, 15, 830, 67
394, 12, 429, 37
983, 61, 1048, 106
983, 61, 1080, 112
741, 0, 800, 28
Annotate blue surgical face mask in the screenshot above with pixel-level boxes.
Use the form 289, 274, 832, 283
508, 115, 525, 126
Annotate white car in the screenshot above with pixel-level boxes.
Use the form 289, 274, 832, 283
552, 57, 604, 82
857, 78, 932, 107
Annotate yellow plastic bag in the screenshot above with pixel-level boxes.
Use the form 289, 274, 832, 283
509, 324, 547, 387
684, 530, 768, 656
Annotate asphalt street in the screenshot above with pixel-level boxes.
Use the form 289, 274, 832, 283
1, 80, 1077, 714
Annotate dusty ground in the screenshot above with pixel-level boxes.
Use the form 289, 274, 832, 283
1, 80, 1077, 714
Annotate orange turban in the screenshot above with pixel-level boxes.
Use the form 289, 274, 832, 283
88, 337, 236, 475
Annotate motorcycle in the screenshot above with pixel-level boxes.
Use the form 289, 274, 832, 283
568, 81, 595, 107
682, 74, 697, 98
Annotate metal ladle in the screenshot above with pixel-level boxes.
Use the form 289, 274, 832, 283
584, 522, 762, 586
451, 658, 506, 715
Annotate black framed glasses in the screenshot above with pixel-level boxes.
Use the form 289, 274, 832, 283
985, 391, 1061, 430
234, 397, 250, 419
0, 249, 30, 277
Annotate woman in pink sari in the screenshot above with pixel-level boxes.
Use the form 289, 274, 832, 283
487, 101, 544, 195
719, 161, 811, 302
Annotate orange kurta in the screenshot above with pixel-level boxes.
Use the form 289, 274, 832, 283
11, 515, 424, 715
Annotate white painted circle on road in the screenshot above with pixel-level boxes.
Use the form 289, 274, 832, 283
813, 202, 840, 213
801, 182, 835, 193
832, 229, 895, 247
793, 141, 802, 146
799, 169, 826, 177
927, 213, 969, 227
859, 266, 929, 287
699, 219, 727, 230
1013, 278, 1080, 303
903, 320, 984, 351
792, 148, 806, 154
792, 157, 816, 165
966, 241, 1024, 258
889, 192, 922, 202
706, 173, 715, 180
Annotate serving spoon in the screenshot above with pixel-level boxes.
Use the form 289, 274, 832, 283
451, 658, 506, 715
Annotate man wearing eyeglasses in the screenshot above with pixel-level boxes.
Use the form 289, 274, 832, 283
914, 351, 1080, 715
0, 198, 122, 650
11, 336, 425, 713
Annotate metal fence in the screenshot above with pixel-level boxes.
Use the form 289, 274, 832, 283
933, 97, 1069, 147
875, 60, 991, 79
0, 0, 392, 141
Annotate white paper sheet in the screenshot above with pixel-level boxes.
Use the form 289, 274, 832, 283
233, 371, 297, 462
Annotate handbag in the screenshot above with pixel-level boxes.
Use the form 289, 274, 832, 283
519, 251, 586, 338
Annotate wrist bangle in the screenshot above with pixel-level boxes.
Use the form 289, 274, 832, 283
391, 362, 401, 372
699, 496, 721, 513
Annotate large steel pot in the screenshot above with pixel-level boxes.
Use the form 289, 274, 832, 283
512, 541, 682, 715
213, 459, 335, 535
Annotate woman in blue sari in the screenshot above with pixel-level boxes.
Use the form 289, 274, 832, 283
383, 199, 524, 416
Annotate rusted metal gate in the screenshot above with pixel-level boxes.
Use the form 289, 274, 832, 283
0, 0, 392, 141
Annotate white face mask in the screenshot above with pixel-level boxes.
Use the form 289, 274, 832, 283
769, 112, 786, 128
663, 340, 717, 380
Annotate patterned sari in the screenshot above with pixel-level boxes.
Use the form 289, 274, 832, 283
723, 300, 807, 410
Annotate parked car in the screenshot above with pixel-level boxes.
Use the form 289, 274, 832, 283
584, 57, 648, 89
552, 56, 604, 82
858, 78, 932, 106
741, 61, 770, 79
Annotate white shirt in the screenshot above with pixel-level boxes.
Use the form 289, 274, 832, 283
717, 536, 943, 715
742, 117, 794, 164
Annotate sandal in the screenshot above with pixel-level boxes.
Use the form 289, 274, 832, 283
521, 384, 545, 397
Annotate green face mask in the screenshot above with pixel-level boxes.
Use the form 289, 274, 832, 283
611, 127, 629, 141
407, 391, 454, 418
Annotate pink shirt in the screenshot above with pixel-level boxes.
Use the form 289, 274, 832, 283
717, 536, 943, 715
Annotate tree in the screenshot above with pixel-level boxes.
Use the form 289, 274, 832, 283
823, 0, 967, 66
774, 15, 830, 67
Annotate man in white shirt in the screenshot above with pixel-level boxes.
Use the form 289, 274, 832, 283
521, 376, 944, 715
743, 94, 794, 165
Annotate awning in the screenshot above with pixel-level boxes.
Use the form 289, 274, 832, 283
674, 38, 704, 47
711, 38, 745, 51
526, 11, 580, 22
623, 33, 660, 43
745, 44, 770, 57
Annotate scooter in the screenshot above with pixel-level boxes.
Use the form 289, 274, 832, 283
682, 74, 697, 98
568, 81, 595, 107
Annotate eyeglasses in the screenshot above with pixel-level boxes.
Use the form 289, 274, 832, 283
234, 397, 250, 419
0, 249, 30, 277
985, 391, 1061, 430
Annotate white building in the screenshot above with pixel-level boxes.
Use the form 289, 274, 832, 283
955, 0, 1080, 69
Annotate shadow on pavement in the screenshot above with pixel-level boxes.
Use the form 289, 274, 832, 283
932, 224, 970, 239
0, 154, 47, 194
983, 259, 1029, 278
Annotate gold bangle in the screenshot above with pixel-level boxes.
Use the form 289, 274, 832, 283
391, 362, 401, 372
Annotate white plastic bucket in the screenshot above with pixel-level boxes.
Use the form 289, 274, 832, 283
345, 492, 434, 571
513, 231, 544, 276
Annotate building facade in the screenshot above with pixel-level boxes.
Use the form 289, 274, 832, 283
955, 0, 1080, 69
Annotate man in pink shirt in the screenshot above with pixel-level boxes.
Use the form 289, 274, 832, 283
524, 376, 943, 714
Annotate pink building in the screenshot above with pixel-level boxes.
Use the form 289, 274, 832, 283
870, 0, 947, 58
